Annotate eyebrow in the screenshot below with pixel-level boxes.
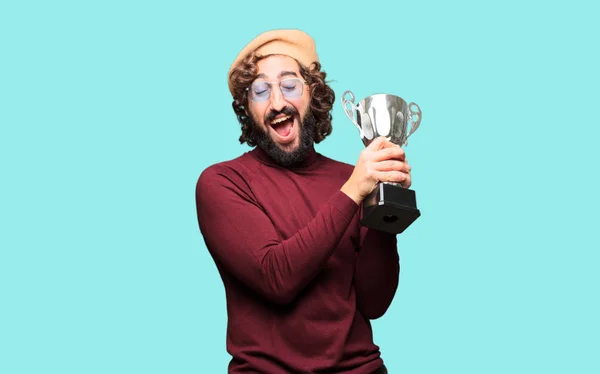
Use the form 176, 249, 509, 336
256, 70, 299, 80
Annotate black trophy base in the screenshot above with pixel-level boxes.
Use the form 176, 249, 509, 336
361, 183, 421, 234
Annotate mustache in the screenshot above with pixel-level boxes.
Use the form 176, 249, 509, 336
265, 106, 298, 123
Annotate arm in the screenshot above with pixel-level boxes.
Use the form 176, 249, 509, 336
354, 224, 400, 319
195, 166, 359, 305
340, 138, 410, 319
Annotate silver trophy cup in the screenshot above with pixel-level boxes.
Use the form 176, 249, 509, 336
341, 90, 423, 234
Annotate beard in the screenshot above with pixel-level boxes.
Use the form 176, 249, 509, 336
248, 107, 317, 168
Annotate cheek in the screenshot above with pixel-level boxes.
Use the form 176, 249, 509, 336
248, 105, 265, 125
302, 88, 311, 110
294, 98, 310, 115
290, 93, 310, 111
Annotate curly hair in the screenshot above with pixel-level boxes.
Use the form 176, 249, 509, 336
229, 53, 335, 147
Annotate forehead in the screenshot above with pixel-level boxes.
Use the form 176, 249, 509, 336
255, 55, 301, 80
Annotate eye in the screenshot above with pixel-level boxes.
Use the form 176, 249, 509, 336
251, 82, 269, 95
281, 80, 298, 91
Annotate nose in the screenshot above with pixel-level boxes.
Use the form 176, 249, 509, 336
269, 85, 287, 112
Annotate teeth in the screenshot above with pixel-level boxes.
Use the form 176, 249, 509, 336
271, 115, 291, 125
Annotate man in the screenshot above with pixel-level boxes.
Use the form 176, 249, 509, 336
195, 29, 412, 373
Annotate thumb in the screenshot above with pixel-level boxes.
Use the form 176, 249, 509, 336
366, 136, 387, 151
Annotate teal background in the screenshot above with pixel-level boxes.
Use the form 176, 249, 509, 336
1, 0, 598, 373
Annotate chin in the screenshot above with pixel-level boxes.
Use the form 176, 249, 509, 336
278, 138, 300, 152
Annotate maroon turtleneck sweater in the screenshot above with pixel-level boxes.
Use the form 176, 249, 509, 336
195, 146, 400, 373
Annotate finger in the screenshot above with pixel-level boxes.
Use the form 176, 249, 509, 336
374, 160, 411, 173
401, 173, 412, 188
374, 170, 409, 184
372, 146, 406, 162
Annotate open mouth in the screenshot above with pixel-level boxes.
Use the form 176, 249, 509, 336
270, 114, 295, 139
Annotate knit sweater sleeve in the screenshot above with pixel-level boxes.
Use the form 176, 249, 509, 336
195, 164, 359, 305
353, 222, 400, 319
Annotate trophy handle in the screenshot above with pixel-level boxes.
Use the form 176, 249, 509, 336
407, 102, 422, 138
341, 90, 363, 137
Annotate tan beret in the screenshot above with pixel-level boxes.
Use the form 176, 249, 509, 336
228, 29, 319, 96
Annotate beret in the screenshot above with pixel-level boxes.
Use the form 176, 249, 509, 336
228, 29, 319, 96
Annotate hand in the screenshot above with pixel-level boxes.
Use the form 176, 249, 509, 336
341, 136, 412, 205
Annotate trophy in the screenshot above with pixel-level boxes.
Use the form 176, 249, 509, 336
341, 90, 422, 234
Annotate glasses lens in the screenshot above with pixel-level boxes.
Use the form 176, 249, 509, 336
249, 81, 271, 102
280, 78, 303, 98
248, 78, 304, 102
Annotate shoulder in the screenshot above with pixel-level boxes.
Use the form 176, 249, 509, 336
196, 152, 261, 198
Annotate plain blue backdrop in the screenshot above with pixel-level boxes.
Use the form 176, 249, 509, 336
1, 0, 598, 373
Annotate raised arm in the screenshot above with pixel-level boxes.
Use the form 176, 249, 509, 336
196, 137, 410, 307
340, 137, 412, 319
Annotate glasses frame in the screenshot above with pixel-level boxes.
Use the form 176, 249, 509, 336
246, 77, 308, 102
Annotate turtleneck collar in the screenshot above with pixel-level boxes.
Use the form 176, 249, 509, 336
249, 145, 320, 170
